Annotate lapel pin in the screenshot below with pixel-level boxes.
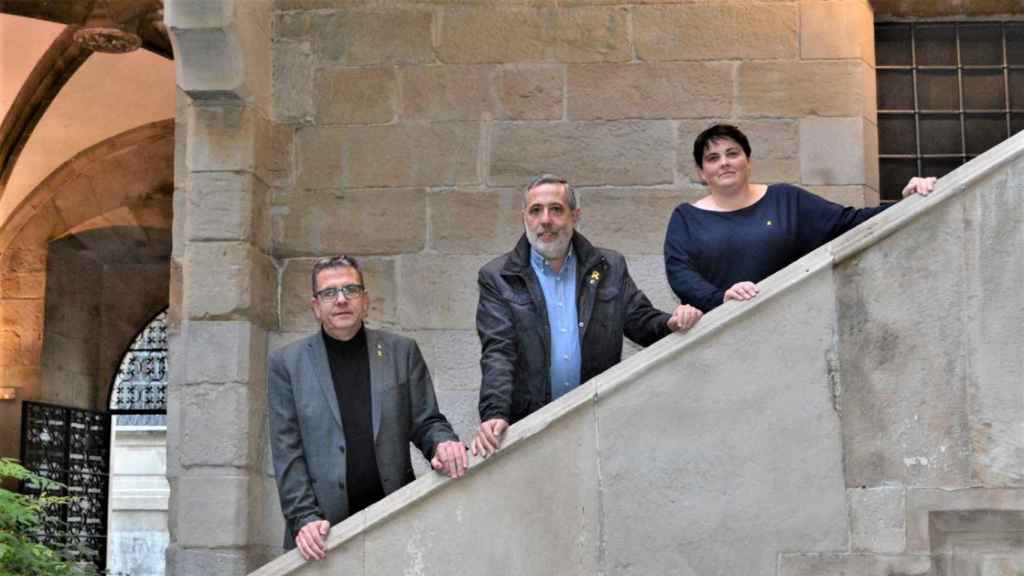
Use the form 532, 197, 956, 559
589, 270, 601, 285
376, 343, 383, 358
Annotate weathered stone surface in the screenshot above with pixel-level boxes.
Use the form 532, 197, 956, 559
315, 9, 434, 66
184, 321, 264, 386
406, 329, 480, 391
295, 126, 343, 189
279, 257, 397, 332
679, 118, 801, 184
554, 6, 630, 63
314, 68, 396, 125
273, 188, 425, 256
801, 0, 874, 61
848, 485, 906, 554
634, 3, 797, 61
399, 65, 496, 122
427, 189, 523, 254
490, 121, 674, 187
398, 254, 492, 330
906, 488, 1024, 552
807, 186, 873, 208
739, 61, 872, 118
800, 117, 874, 186
272, 41, 314, 122
188, 173, 270, 247
496, 64, 563, 120
567, 62, 733, 119
575, 187, 693, 255
965, 166, 1024, 486
837, 199, 973, 489
779, 554, 931, 576
187, 103, 256, 172
598, 266, 848, 575
340, 123, 480, 188
174, 475, 250, 547
166, 546, 251, 576
437, 7, 549, 63
362, 403, 598, 575
179, 383, 254, 467
621, 254, 678, 314
434, 389, 480, 449
183, 242, 276, 328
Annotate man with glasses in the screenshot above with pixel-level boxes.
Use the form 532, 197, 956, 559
268, 255, 467, 561
472, 174, 704, 457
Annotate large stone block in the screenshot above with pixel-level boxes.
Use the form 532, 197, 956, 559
273, 188, 426, 256
800, 117, 875, 186
620, 254, 682, 322
314, 68, 396, 125
678, 118, 801, 184
272, 41, 314, 122
739, 60, 872, 118
554, 6, 630, 63
836, 199, 973, 489
179, 382, 255, 467
806, 185, 873, 208
634, 3, 797, 61
848, 485, 907, 554
166, 546, 251, 576
597, 266, 848, 575
575, 187, 694, 256
437, 7, 549, 63
279, 257, 397, 332
295, 126, 343, 189
187, 103, 256, 172
800, 0, 874, 61
567, 62, 733, 119
362, 402, 599, 575
406, 329, 481, 391
496, 63, 563, 120
434, 389, 480, 450
965, 166, 1024, 486
173, 475, 251, 547
398, 254, 492, 330
183, 242, 276, 328
399, 65, 496, 122
187, 173, 270, 248
427, 189, 523, 254
490, 121, 674, 187
184, 321, 265, 386
339, 123, 481, 188
779, 554, 931, 576
314, 9, 433, 66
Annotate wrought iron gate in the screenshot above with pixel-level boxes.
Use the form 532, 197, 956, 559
20, 401, 112, 573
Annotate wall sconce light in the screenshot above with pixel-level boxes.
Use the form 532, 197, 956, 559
0, 387, 16, 401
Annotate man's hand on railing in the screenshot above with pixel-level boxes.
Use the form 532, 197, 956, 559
296, 519, 329, 561
431, 440, 468, 478
902, 176, 937, 197
471, 418, 509, 458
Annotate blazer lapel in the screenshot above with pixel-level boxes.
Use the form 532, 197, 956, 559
307, 334, 342, 428
365, 328, 386, 441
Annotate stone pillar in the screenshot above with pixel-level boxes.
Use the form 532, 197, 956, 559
164, 1, 275, 573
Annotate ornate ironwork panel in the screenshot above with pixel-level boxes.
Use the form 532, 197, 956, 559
20, 401, 111, 573
110, 310, 168, 414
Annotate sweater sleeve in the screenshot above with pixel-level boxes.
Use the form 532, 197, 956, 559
664, 208, 725, 313
794, 186, 889, 251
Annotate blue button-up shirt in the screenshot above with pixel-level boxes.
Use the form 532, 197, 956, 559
530, 247, 581, 400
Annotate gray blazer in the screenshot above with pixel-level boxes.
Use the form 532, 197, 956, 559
267, 327, 457, 549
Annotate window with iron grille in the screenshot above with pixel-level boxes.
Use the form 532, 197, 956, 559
108, 309, 167, 419
876, 21, 1024, 200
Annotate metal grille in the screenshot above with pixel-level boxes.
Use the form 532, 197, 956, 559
876, 21, 1024, 200
109, 310, 167, 414
20, 401, 111, 573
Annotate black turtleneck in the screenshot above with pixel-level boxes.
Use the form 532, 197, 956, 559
322, 326, 384, 515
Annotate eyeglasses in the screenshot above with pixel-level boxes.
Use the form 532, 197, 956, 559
315, 284, 365, 301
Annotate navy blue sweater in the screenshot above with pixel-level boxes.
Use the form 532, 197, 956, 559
664, 184, 888, 312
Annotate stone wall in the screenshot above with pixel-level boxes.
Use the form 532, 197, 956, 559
249, 112, 1024, 576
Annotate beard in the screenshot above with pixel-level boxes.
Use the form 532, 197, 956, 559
526, 225, 572, 260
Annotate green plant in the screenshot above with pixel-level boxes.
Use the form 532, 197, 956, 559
0, 458, 95, 576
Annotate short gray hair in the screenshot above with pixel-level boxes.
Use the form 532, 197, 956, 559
311, 255, 362, 294
524, 173, 578, 211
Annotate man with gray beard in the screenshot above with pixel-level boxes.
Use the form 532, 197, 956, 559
472, 174, 702, 457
